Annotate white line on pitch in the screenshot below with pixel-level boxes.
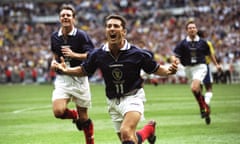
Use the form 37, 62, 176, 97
12, 105, 51, 114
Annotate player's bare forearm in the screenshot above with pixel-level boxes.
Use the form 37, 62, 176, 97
154, 60, 179, 76
210, 54, 222, 71
50, 54, 59, 71
52, 56, 86, 77
62, 66, 85, 77
73, 53, 88, 60
61, 47, 88, 60
154, 65, 171, 76
69, 52, 88, 60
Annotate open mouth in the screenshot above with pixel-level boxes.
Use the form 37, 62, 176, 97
110, 33, 117, 39
63, 21, 69, 23
109, 33, 118, 42
62, 19, 70, 24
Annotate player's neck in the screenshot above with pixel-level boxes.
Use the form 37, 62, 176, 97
62, 26, 73, 36
109, 40, 125, 57
189, 35, 196, 41
109, 44, 120, 57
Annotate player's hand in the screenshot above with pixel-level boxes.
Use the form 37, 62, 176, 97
61, 47, 74, 58
51, 57, 67, 73
216, 64, 222, 72
50, 59, 58, 71
167, 59, 179, 75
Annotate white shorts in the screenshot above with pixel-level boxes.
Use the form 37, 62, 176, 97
184, 64, 207, 82
52, 75, 91, 108
106, 88, 146, 132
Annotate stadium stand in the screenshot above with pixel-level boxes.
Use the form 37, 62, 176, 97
0, 0, 239, 84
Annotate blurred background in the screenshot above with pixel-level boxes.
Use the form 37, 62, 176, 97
0, 0, 239, 85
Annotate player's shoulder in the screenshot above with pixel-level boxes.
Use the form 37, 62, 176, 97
51, 31, 58, 37
198, 37, 207, 42
178, 38, 188, 45
128, 44, 144, 53
174, 39, 187, 49
90, 45, 105, 55
141, 48, 154, 57
130, 45, 154, 57
199, 38, 209, 47
75, 29, 88, 36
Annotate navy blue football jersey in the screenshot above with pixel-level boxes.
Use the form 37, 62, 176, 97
174, 36, 210, 66
82, 41, 159, 99
51, 28, 94, 67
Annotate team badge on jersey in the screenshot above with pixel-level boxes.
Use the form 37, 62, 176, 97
112, 68, 122, 81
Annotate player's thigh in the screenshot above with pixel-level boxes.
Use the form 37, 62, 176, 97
72, 77, 92, 108
121, 111, 141, 130
52, 98, 70, 114
52, 87, 71, 111
192, 64, 207, 81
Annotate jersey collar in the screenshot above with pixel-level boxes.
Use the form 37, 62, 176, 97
58, 27, 77, 36
186, 35, 200, 42
102, 39, 131, 52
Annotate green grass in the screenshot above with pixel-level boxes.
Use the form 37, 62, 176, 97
0, 83, 240, 144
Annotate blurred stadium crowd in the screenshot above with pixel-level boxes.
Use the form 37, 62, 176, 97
0, 0, 239, 84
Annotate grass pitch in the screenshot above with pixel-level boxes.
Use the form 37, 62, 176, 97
0, 83, 239, 144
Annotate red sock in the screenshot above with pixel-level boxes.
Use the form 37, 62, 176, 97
198, 95, 205, 109
193, 92, 206, 109
83, 119, 94, 144
136, 124, 154, 142
62, 109, 78, 119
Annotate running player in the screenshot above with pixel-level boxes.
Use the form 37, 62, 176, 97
50, 4, 94, 144
171, 20, 221, 125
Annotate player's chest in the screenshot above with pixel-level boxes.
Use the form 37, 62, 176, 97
99, 54, 141, 72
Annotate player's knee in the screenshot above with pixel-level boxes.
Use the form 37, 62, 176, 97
120, 127, 132, 141
77, 113, 88, 122
191, 85, 200, 93
75, 118, 92, 131
53, 109, 65, 119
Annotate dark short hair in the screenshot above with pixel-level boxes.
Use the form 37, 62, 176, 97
59, 4, 76, 18
105, 14, 127, 29
185, 20, 195, 30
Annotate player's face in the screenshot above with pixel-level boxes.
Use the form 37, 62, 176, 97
187, 23, 198, 38
105, 18, 126, 46
59, 9, 75, 28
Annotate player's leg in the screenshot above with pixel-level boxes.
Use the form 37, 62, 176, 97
121, 88, 156, 144
121, 113, 156, 144
191, 64, 210, 119
52, 86, 78, 119
120, 111, 141, 144
136, 120, 156, 144
74, 106, 94, 144
52, 76, 78, 119
72, 76, 94, 144
191, 79, 208, 117
203, 65, 213, 105
204, 83, 213, 105
192, 79, 211, 124
108, 88, 154, 144
185, 67, 205, 115
52, 98, 78, 119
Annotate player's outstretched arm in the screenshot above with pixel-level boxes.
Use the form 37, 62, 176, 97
154, 60, 179, 76
209, 54, 222, 72
52, 57, 86, 77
